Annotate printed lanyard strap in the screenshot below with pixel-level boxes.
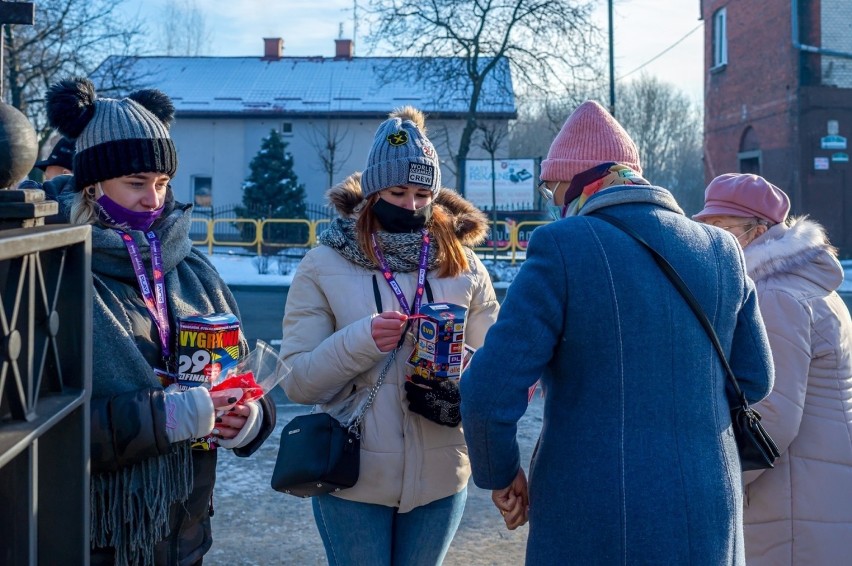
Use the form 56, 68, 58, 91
371, 229, 430, 316
116, 229, 171, 358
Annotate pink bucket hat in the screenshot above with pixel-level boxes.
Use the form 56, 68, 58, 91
693, 173, 790, 224
540, 100, 642, 184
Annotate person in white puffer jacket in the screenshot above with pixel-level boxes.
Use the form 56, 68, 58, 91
279, 106, 499, 566
695, 173, 852, 566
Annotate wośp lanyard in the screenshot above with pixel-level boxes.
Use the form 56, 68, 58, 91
116, 229, 171, 359
370, 229, 430, 316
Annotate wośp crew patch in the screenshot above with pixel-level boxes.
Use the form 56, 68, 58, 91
408, 163, 435, 186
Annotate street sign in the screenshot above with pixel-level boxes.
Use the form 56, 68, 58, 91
832, 152, 850, 163
814, 157, 830, 170
820, 135, 847, 150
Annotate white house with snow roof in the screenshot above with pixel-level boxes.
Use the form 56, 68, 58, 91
94, 38, 517, 212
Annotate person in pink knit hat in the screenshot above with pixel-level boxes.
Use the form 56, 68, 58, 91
537, 100, 649, 220
461, 101, 773, 564
695, 173, 852, 566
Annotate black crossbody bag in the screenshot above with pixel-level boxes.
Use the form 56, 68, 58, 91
591, 212, 780, 471
271, 348, 398, 497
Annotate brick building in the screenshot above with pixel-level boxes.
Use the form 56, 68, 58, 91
702, 0, 852, 256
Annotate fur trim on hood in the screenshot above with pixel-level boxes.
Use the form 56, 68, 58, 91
326, 172, 490, 247
744, 216, 843, 291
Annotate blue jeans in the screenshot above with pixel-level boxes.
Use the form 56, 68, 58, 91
312, 488, 467, 566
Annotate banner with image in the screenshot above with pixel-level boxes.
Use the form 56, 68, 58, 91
464, 159, 536, 209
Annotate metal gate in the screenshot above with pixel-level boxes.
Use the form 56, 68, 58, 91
0, 224, 92, 566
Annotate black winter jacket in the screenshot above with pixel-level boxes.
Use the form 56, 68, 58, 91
74, 195, 275, 566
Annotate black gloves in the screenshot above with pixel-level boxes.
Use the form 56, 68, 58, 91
405, 380, 461, 427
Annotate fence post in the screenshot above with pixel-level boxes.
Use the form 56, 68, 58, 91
207, 219, 213, 255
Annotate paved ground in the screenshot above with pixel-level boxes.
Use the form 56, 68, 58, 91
207, 394, 543, 565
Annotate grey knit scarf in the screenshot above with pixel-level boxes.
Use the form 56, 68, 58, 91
319, 218, 441, 272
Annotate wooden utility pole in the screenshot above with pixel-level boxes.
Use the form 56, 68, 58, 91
0, 1, 34, 99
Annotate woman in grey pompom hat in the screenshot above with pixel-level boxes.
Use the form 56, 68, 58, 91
280, 106, 499, 564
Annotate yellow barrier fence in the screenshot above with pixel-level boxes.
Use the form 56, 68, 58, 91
191, 217, 551, 261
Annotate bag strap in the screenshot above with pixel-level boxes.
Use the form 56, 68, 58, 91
590, 212, 750, 409
349, 346, 398, 437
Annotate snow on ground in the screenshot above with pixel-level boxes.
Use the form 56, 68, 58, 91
206, 249, 521, 289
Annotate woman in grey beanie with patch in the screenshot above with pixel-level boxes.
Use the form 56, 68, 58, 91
280, 106, 499, 565
46, 77, 276, 566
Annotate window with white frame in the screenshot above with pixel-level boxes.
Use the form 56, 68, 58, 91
712, 8, 728, 68
281, 122, 293, 136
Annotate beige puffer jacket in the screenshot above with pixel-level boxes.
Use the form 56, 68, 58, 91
280, 174, 499, 512
742, 217, 852, 565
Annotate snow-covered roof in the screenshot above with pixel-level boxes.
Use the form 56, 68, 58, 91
95, 55, 516, 118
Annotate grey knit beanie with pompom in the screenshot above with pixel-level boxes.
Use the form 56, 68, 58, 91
361, 106, 441, 198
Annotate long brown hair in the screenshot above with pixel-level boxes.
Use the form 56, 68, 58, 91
356, 194, 469, 278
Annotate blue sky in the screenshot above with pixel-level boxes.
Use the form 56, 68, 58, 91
119, 0, 704, 101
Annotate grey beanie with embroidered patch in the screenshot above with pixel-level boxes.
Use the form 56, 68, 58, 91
361, 106, 441, 198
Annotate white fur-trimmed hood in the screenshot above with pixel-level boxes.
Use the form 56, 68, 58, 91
744, 216, 843, 291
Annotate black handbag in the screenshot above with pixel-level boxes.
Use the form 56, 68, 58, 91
592, 212, 781, 471
271, 348, 398, 497
271, 412, 360, 497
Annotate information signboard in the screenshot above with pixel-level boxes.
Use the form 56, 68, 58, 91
464, 159, 536, 208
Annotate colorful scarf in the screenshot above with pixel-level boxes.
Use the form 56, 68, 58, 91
559, 163, 649, 217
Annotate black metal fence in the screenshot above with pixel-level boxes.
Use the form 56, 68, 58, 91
0, 224, 92, 566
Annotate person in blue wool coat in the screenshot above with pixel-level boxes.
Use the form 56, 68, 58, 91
460, 100, 775, 565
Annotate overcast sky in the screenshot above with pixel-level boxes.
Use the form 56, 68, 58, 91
120, 0, 704, 101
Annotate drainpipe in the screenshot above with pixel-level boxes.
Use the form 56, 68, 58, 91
791, 0, 852, 59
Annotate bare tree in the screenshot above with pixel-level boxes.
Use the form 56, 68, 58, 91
364, 0, 602, 193
306, 120, 354, 189
2, 0, 145, 147
509, 95, 579, 162
478, 121, 509, 260
615, 75, 705, 214
510, 77, 705, 214
161, 0, 212, 56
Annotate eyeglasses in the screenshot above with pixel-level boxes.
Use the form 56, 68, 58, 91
716, 223, 755, 231
537, 179, 555, 201
702, 220, 761, 241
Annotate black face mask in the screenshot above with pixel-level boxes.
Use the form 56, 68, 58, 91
372, 198, 433, 233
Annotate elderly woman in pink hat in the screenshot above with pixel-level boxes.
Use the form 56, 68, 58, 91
695, 173, 852, 566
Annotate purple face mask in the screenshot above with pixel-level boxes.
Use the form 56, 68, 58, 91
96, 193, 164, 231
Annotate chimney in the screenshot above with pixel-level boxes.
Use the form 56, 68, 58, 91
334, 39, 354, 60
262, 37, 283, 60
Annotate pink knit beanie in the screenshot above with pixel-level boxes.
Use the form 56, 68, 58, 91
693, 173, 790, 224
540, 101, 642, 183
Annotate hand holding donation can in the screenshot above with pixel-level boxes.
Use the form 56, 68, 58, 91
405, 302, 473, 385
171, 313, 291, 449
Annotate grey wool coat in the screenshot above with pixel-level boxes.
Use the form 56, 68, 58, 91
461, 185, 775, 565
741, 217, 852, 566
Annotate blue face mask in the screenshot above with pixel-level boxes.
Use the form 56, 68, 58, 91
96, 192, 165, 231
